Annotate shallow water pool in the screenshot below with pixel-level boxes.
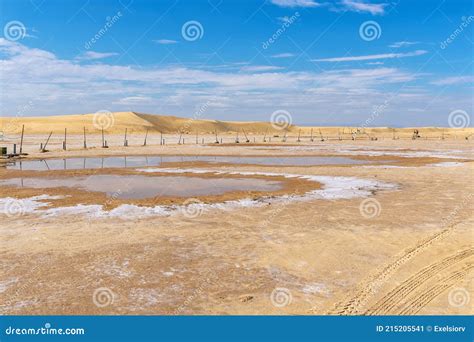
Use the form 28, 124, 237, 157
0, 174, 283, 199
5, 155, 366, 171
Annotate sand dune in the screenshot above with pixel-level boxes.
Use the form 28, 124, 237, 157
1, 111, 473, 139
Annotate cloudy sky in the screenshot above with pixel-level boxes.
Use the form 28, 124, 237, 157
0, 0, 472, 126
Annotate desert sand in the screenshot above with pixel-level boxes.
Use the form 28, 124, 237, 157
1, 111, 473, 139
0, 113, 473, 315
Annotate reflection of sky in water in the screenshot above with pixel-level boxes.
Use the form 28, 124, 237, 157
0, 175, 283, 199
5, 155, 366, 171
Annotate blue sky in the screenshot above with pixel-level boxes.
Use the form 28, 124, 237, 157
0, 0, 472, 126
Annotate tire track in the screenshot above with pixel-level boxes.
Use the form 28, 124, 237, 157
365, 248, 473, 315
398, 263, 473, 315
329, 223, 459, 315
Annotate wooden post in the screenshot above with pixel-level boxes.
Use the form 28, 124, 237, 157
83, 126, 87, 149
42, 131, 52, 152
19, 124, 24, 154
124, 128, 128, 146
310, 128, 314, 142
242, 129, 250, 143
235, 131, 239, 143
178, 131, 183, 144
160, 131, 163, 145
63, 128, 67, 150
13, 144, 17, 154
143, 128, 148, 146
101, 126, 105, 147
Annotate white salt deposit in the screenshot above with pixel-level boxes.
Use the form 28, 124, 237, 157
0, 169, 396, 219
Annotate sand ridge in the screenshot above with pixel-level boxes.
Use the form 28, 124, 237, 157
2, 112, 473, 138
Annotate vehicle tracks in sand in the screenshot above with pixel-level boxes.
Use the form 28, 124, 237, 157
328, 222, 461, 315
365, 248, 473, 315
398, 263, 473, 315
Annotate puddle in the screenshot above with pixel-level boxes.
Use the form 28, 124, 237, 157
5, 155, 367, 171
0, 175, 283, 199
0, 169, 397, 219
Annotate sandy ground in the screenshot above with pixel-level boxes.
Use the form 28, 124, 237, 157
0, 136, 473, 315
1, 111, 473, 139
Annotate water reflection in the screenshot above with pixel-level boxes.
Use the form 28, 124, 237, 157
6, 155, 367, 171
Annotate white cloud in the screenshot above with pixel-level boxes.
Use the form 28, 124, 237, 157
240, 65, 284, 72
271, 53, 295, 58
114, 96, 153, 105
1, 39, 470, 126
272, 0, 388, 15
389, 41, 419, 48
431, 76, 474, 86
340, 0, 387, 15
153, 39, 178, 44
271, 0, 321, 8
312, 50, 428, 62
76, 51, 119, 60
